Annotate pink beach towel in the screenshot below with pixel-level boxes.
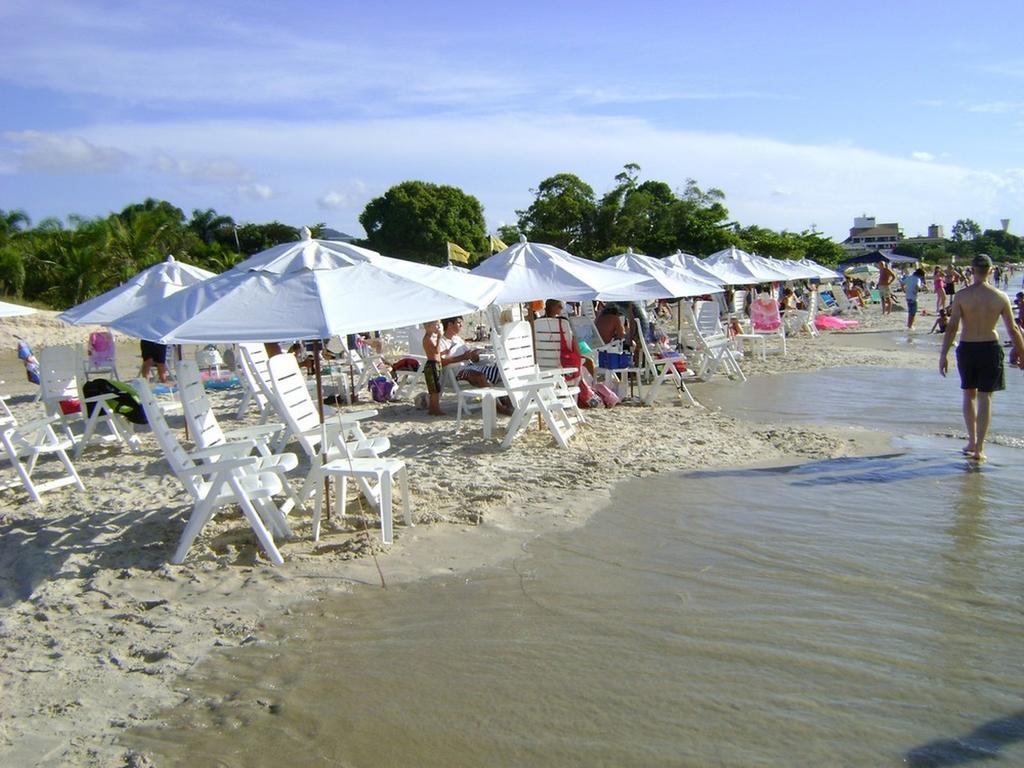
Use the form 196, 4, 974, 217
815, 315, 859, 330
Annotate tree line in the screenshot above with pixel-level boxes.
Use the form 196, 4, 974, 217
2, 164, 846, 310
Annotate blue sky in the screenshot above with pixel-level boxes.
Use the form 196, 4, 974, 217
2, 0, 1023, 245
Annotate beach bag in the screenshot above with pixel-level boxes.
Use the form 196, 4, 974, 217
58, 399, 81, 415
594, 382, 620, 408
81, 378, 148, 424
368, 375, 395, 403
558, 321, 582, 376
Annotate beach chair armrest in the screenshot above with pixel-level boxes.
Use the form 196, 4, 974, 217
178, 456, 261, 477
221, 423, 284, 442
15, 415, 65, 432
188, 442, 257, 461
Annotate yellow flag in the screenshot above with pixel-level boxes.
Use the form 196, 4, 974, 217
489, 234, 508, 253
446, 241, 471, 264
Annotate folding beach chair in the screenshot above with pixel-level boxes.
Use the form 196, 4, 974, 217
0, 412, 84, 503
134, 377, 295, 565
495, 321, 579, 449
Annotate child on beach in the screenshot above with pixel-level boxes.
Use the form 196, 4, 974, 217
421, 319, 444, 416
929, 308, 948, 334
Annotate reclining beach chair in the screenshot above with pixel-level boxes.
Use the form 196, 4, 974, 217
83, 330, 119, 380
532, 316, 584, 408
831, 289, 864, 316
176, 360, 301, 513
749, 294, 787, 356
266, 353, 392, 502
636, 333, 700, 407
236, 343, 278, 422
134, 377, 294, 566
818, 290, 841, 315
495, 321, 579, 449
0, 410, 84, 503
783, 290, 820, 338
680, 302, 746, 382
37, 344, 142, 457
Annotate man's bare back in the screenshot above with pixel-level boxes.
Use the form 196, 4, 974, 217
952, 282, 1015, 342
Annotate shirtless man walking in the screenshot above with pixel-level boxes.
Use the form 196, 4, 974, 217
939, 253, 1024, 462
877, 260, 896, 315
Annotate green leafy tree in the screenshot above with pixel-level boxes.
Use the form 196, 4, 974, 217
515, 173, 597, 255
672, 179, 734, 254
951, 218, 981, 243
360, 181, 487, 264
234, 222, 299, 255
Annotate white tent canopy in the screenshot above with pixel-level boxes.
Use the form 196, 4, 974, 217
110, 230, 501, 344
661, 251, 726, 287
702, 246, 795, 285
58, 255, 215, 325
470, 236, 645, 303
0, 300, 36, 318
603, 249, 723, 298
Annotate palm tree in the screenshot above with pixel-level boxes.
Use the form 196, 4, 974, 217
189, 208, 235, 245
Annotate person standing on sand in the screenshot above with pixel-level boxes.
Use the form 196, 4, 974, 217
901, 268, 926, 330
940, 253, 1024, 462
877, 261, 896, 315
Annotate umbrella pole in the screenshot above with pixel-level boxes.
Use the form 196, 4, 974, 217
314, 341, 330, 518
177, 344, 189, 441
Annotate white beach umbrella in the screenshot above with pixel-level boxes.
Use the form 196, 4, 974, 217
57, 255, 215, 325
470, 236, 646, 303
763, 256, 824, 281
661, 251, 727, 287
110, 230, 501, 344
603, 249, 723, 298
702, 246, 795, 285
0, 300, 36, 318
797, 258, 842, 282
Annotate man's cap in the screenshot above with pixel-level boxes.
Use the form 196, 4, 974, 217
972, 253, 993, 270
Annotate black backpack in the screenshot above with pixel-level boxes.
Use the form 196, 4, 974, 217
81, 379, 148, 425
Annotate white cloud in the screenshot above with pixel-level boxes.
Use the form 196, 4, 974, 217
911, 151, 935, 162
316, 181, 369, 211
1, 130, 130, 173
237, 183, 273, 201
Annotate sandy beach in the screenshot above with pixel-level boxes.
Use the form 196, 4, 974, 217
0, 307, 938, 766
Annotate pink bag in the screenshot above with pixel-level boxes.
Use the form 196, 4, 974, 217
594, 382, 620, 408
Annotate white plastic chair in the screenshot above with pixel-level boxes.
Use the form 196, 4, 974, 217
636, 333, 700, 407
495, 321, 579, 449
0, 413, 84, 503
176, 360, 302, 513
266, 354, 390, 503
235, 343, 277, 423
679, 302, 746, 382
750, 295, 787, 355
134, 377, 295, 566
83, 330, 119, 380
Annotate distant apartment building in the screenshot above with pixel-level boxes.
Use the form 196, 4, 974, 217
901, 224, 947, 248
841, 215, 903, 254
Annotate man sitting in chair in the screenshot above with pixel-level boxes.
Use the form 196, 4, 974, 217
439, 316, 512, 415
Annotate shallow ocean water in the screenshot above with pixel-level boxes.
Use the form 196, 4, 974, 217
125, 367, 1024, 767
